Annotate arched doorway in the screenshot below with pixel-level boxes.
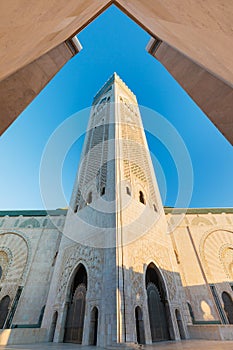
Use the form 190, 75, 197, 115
222, 291, 233, 324
135, 306, 145, 344
0, 295, 10, 328
89, 307, 98, 345
64, 264, 87, 344
146, 263, 171, 342
49, 311, 58, 342
175, 309, 185, 339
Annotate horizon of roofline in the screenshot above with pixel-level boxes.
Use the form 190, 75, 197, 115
0, 207, 233, 217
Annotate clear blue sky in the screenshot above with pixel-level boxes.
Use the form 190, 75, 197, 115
0, 5, 233, 210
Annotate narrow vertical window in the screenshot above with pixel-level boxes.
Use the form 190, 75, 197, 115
139, 191, 145, 204
87, 192, 92, 204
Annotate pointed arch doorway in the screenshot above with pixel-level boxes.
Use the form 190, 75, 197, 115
146, 263, 171, 342
0, 295, 10, 328
64, 264, 87, 344
89, 307, 98, 345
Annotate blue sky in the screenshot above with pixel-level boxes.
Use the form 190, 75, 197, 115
0, 5, 233, 210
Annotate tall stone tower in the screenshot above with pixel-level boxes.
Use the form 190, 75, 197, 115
43, 73, 188, 346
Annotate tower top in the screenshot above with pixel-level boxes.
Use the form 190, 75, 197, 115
93, 72, 137, 105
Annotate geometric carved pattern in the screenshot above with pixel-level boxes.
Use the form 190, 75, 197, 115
191, 217, 213, 226
127, 239, 177, 300
120, 100, 157, 206
0, 232, 29, 285
220, 245, 233, 280
0, 251, 9, 281
200, 229, 233, 282
57, 244, 103, 302
19, 218, 40, 228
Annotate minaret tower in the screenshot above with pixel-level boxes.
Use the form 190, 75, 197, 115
43, 73, 188, 346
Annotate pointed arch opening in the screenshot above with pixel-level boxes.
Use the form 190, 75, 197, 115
64, 263, 87, 344
145, 263, 171, 342
222, 291, 233, 324
89, 306, 98, 345
0, 295, 10, 329
135, 306, 145, 344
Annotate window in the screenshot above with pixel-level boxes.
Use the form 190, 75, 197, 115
0, 266, 2, 280
52, 252, 58, 267
174, 250, 180, 264
87, 192, 92, 204
126, 186, 131, 196
139, 191, 145, 204
153, 204, 157, 212
74, 204, 78, 213
101, 187, 105, 196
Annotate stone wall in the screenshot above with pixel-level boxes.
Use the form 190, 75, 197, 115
0, 211, 65, 328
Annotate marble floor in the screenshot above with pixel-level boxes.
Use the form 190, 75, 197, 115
1, 341, 233, 350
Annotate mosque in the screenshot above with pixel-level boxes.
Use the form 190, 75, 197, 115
0, 74, 233, 346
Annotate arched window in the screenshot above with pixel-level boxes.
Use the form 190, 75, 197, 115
126, 186, 131, 196
153, 204, 157, 212
87, 192, 92, 204
139, 191, 145, 204
74, 204, 78, 213
101, 187, 105, 196
89, 307, 98, 345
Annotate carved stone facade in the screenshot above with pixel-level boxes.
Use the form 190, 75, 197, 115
0, 210, 65, 334
0, 75, 233, 345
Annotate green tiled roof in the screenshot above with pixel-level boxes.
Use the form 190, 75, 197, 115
0, 207, 233, 217
164, 207, 233, 214
0, 209, 67, 217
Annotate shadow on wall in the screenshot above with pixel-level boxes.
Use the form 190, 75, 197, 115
0, 261, 233, 345
46, 262, 233, 346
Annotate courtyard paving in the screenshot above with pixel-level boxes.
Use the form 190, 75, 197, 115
1, 341, 233, 350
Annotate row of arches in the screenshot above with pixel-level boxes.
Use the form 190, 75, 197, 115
49, 262, 233, 345
187, 292, 233, 325
50, 262, 186, 344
